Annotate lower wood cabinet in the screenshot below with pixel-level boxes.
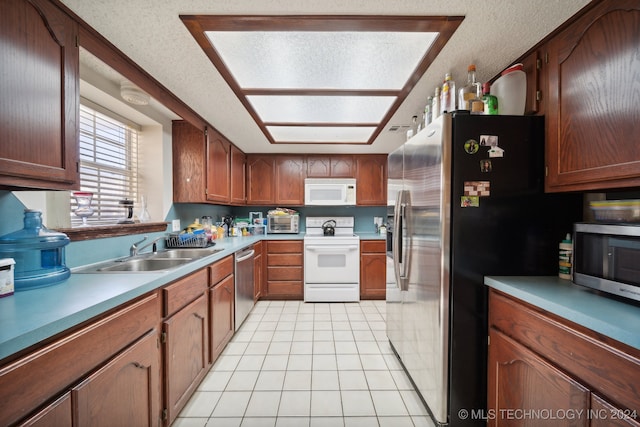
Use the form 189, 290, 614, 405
73, 330, 161, 427
254, 241, 263, 301
209, 255, 235, 363
265, 240, 303, 299
0, 293, 161, 427
488, 289, 640, 427
360, 240, 386, 300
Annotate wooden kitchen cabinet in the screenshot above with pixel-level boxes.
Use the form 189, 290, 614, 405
520, 47, 546, 116
73, 330, 160, 427
275, 155, 306, 205
545, 0, 640, 192
360, 240, 386, 300
247, 155, 276, 205
0, 293, 161, 426
161, 268, 208, 426
0, 0, 79, 190
230, 144, 246, 205
355, 155, 387, 206
208, 255, 235, 363
307, 155, 355, 178
172, 120, 245, 204
265, 240, 303, 299
18, 393, 72, 427
488, 289, 640, 426
206, 128, 231, 203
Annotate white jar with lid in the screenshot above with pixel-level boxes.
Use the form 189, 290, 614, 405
491, 63, 526, 115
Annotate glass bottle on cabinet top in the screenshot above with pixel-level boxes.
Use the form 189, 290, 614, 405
440, 73, 456, 114
459, 64, 482, 111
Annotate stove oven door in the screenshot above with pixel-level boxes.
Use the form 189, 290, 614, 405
304, 239, 360, 302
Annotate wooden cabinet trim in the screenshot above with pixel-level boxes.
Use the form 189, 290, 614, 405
360, 240, 386, 253
209, 255, 234, 286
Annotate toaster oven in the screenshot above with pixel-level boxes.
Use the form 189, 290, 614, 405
267, 215, 299, 234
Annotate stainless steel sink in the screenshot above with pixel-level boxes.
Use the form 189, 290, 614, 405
94, 257, 193, 272
73, 246, 225, 274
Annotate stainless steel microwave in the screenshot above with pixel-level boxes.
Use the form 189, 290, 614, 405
573, 223, 640, 302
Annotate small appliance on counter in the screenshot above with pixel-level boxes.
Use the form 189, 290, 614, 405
267, 208, 299, 234
0, 258, 15, 297
0, 210, 70, 290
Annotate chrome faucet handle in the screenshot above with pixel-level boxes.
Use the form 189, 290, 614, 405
130, 236, 148, 256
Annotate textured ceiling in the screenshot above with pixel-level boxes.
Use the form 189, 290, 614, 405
61, 0, 591, 155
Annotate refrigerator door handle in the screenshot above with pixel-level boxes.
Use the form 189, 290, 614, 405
393, 190, 403, 290
399, 192, 411, 291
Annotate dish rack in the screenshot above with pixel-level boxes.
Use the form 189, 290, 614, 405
165, 233, 209, 248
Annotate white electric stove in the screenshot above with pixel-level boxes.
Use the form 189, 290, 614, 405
303, 217, 360, 302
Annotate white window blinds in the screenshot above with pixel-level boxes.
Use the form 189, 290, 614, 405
72, 103, 139, 226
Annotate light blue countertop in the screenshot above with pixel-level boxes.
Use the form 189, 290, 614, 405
0, 232, 382, 361
485, 276, 640, 351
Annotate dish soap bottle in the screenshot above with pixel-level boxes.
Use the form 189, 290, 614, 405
559, 233, 573, 280
440, 73, 456, 114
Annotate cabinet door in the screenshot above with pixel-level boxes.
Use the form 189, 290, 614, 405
521, 48, 545, 116
545, 0, 640, 191
172, 121, 207, 203
230, 144, 246, 205
206, 129, 231, 203
360, 241, 386, 300
254, 242, 263, 301
275, 156, 306, 205
246, 155, 275, 205
306, 155, 331, 177
356, 155, 387, 206
163, 294, 208, 425
487, 328, 589, 427
591, 394, 640, 427
18, 393, 72, 427
73, 330, 161, 427
210, 274, 235, 363
331, 155, 355, 177
0, 0, 79, 189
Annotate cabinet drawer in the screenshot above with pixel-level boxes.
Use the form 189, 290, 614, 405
163, 268, 208, 317
267, 281, 302, 297
267, 253, 302, 266
0, 292, 160, 427
209, 255, 233, 285
267, 241, 302, 253
360, 240, 385, 253
268, 266, 302, 281
489, 290, 640, 413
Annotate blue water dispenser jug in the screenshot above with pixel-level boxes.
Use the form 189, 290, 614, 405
0, 210, 70, 290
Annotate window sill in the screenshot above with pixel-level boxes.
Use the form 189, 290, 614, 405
55, 222, 169, 242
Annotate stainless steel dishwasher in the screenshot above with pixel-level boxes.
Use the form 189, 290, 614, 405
234, 246, 255, 330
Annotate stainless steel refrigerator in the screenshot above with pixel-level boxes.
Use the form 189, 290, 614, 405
386, 112, 582, 426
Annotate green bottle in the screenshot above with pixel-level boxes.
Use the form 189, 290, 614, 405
482, 82, 498, 115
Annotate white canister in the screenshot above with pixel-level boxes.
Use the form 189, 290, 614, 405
0, 258, 15, 298
491, 63, 526, 115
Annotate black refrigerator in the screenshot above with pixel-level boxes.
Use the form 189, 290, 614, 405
386, 112, 582, 426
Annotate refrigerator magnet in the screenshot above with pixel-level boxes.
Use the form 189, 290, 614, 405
481, 135, 498, 147
461, 196, 480, 207
464, 181, 490, 197
464, 139, 479, 154
488, 146, 504, 158
480, 159, 492, 173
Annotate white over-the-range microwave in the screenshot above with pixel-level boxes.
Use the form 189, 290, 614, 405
304, 178, 356, 206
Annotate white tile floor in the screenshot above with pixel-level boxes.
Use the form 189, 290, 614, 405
173, 300, 435, 427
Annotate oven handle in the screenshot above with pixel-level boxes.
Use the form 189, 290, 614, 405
305, 245, 359, 252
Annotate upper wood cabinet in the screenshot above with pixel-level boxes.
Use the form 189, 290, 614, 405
307, 155, 355, 178
545, 0, 640, 192
246, 155, 276, 205
0, 0, 79, 190
275, 156, 306, 205
206, 128, 231, 203
172, 121, 207, 203
355, 155, 387, 206
521, 47, 546, 116
230, 144, 246, 205
172, 121, 245, 205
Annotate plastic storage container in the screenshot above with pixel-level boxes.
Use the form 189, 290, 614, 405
0, 210, 70, 290
491, 63, 526, 115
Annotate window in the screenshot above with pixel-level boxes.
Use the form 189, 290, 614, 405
72, 102, 139, 226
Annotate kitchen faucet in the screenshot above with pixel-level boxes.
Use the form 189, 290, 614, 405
129, 235, 165, 257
